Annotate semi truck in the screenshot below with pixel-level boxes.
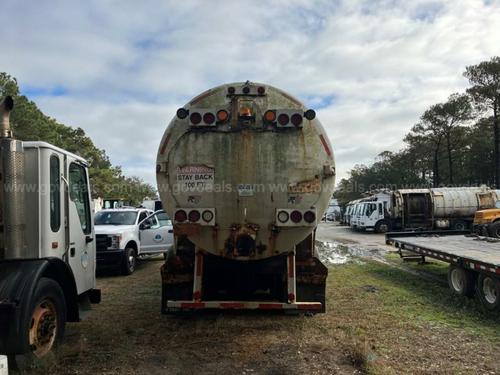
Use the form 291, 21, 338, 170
156, 82, 335, 313
0, 97, 100, 358
386, 231, 500, 313
472, 202, 500, 237
353, 187, 500, 233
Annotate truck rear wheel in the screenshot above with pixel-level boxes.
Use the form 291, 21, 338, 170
452, 220, 467, 231
375, 220, 390, 233
487, 222, 500, 238
27, 278, 67, 357
476, 274, 500, 312
447, 265, 476, 298
121, 247, 137, 275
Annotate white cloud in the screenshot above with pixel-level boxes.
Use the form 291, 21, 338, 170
1, 0, 499, 185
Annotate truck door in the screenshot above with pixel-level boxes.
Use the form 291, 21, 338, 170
67, 162, 95, 294
139, 211, 174, 254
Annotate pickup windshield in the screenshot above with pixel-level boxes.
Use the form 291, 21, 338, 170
95, 211, 138, 226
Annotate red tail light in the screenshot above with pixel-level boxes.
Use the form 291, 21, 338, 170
258, 86, 266, 95
291, 113, 303, 126
278, 113, 289, 126
290, 210, 302, 223
190, 112, 202, 125
228, 86, 235, 94
188, 210, 201, 222
303, 210, 316, 223
175, 210, 187, 222
203, 112, 215, 124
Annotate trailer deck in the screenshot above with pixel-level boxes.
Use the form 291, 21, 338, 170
386, 231, 500, 276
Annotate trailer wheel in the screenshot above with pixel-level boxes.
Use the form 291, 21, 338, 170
452, 220, 467, 231
121, 247, 137, 275
375, 220, 390, 233
27, 278, 67, 357
447, 265, 476, 298
477, 274, 500, 312
487, 222, 500, 238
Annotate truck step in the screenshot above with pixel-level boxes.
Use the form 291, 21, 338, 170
398, 250, 426, 263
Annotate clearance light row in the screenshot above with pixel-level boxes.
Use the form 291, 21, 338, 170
275, 209, 317, 227
177, 108, 229, 127
263, 109, 315, 128
176, 107, 316, 128
174, 208, 216, 226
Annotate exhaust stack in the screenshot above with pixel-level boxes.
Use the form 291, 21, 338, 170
0, 96, 27, 260
0, 96, 14, 138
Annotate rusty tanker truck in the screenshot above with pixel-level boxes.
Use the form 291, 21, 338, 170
156, 82, 335, 313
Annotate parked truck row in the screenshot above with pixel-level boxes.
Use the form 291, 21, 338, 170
345, 187, 500, 233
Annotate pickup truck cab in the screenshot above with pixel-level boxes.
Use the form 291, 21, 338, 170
95, 208, 174, 275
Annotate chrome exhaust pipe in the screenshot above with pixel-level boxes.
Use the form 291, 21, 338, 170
0, 96, 27, 259
0, 96, 14, 138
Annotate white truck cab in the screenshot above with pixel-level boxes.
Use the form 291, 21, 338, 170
353, 193, 392, 233
0, 96, 100, 359
95, 208, 174, 275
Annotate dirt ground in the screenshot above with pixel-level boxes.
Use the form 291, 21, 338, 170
18, 224, 500, 374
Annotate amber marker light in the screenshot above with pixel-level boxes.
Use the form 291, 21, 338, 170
217, 109, 229, 122
239, 107, 252, 117
264, 110, 276, 122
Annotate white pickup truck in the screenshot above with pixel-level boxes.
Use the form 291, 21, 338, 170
95, 208, 174, 275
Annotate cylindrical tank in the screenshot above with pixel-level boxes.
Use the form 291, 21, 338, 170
431, 187, 497, 218
0, 97, 26, 260
156, 82, 335, 259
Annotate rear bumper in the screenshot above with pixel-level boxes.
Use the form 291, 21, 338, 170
165, 300, 323, 313
96, 249, 125, 266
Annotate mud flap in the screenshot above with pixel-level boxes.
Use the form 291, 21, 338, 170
296, 257, 328, 313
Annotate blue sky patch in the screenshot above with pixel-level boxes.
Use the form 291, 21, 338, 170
22, 85, 68, 98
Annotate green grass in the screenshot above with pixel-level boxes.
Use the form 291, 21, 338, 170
330, 258, 500, 340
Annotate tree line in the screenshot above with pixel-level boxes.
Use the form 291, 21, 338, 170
336, 56, 500, 205
0, 73, 156, 205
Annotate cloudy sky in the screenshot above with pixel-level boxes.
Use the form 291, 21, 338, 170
2, 0, 499, 186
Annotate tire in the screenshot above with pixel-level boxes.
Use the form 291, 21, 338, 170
375, 220, 390, 234
476, 274, 500, 312
481, 226, 490, 237
447, 265, 476, 298
453, 220, 467, 231
487, 222, 500, 238
25, 278, 67, 357
121, 247, 137, 275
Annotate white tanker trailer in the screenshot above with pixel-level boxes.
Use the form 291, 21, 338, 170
355, 186, 500, 232
156, 82, 335, 313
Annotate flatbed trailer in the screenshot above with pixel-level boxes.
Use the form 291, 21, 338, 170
386, 231, 500, 313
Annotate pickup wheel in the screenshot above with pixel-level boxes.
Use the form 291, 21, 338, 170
375, 220, 390, 233
487, 222, 500, 238
447, 265, 476, 298
27, 278, 67, 357
121, 247, 137, 275
476, 274, 500, 312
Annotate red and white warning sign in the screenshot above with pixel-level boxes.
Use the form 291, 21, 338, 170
176, 165, 214, 191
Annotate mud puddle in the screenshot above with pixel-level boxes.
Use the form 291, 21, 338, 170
316, 240, 389, 266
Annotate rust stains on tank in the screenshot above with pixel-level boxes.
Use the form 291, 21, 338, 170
288, 177, 321, 194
